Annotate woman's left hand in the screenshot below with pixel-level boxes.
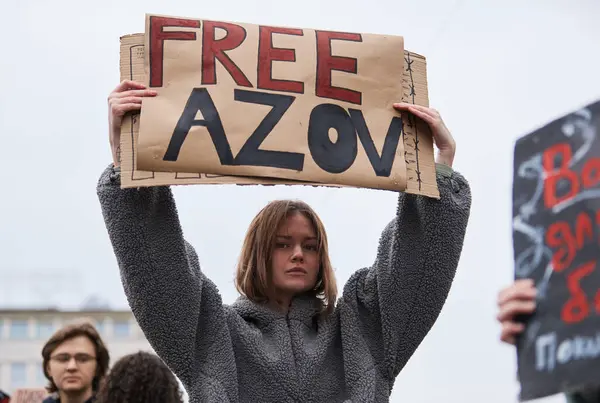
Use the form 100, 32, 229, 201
393, 103, 456, 168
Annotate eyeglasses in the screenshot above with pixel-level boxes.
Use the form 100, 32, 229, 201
50, 353, 96, 365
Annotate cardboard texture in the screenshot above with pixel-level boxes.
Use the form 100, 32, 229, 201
119, 16, 438, 197
400, 53, 437, 197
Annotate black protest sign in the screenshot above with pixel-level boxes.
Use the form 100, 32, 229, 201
512, 99, 600, 400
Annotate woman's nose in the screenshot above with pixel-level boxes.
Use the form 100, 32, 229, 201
291, 244, 304, 261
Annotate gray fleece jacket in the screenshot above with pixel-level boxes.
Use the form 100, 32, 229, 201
97, 163, 471, 403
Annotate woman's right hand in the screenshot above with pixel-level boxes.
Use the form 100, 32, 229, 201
107, 80, 157, 167
496, 279, 537, 344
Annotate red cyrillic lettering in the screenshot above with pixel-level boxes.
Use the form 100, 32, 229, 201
546, 221, 577, 272
575, 211, 594, 249
562, 260, 595, 324
582, 157, 600, 188
543, 143, 579, 209
547, 211, 595, 272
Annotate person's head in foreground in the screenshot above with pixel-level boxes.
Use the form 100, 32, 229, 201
235, 199, 337, 315
95, 351, 184, 403
42, 319, 110, 403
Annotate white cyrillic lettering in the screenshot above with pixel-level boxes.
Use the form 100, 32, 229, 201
535, 332, 557, 371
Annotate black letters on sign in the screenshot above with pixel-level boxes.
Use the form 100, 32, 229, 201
349, 109, 402, 177
163, 87, 234, 165
234, 90, 304, 170
163, 88, 303, 170
308, 105, 402, 176
164, 88, 403, 178
307, 104, 357, 174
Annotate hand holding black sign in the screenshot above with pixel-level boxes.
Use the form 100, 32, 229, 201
512, 99, 600, 401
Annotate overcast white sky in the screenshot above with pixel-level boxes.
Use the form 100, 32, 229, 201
1, 0, 599, 402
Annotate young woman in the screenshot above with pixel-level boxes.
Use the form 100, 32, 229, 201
97, 80, 471, 402
95, 351, 184, 403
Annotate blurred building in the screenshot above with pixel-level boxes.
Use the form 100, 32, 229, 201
0, 307, 153, 395
0, 275, 188, 401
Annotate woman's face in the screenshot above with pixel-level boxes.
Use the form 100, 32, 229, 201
270, 212, 320, 299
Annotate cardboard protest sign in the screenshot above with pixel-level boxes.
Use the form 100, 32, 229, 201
137, 13, 408, 190
9, 389, 47, 403
119, 19, 437, 197
512, 99, 600, 400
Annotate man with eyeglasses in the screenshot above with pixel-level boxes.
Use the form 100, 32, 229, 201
40, 319, 110, 403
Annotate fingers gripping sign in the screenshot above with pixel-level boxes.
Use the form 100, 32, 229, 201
108, 80, 157, 166
495, 279, 538, 345
393, 102, 456, 168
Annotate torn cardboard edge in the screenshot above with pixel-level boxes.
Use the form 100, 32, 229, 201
118, 32, 439, 198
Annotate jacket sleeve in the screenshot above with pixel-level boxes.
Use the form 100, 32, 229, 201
339, 163, 471, 384
96, 165, 238, 400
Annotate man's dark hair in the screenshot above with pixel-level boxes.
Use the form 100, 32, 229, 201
95, 351, 184, 403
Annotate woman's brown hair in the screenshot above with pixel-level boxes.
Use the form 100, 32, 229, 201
41, 318, 110, 393
235, 199, 337, 314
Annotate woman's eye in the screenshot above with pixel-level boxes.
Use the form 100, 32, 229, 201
305, 244, 317, 251
276, 243, 289, 248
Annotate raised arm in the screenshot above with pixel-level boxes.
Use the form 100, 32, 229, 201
96, 80, 237, 398
96, 166, 237, 396
339, 104, 471, 385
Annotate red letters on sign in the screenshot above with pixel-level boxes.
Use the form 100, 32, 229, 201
561, 260, 596, 324
543, 144, 579, 209
542, 141, 600, 325
546, 211, 596, 272
202, 21, 252, 87
543, 142, 600, 209
149, 17, 201, 88
545, 208, 600, 325
583, 155, 600, 188
315, 31, 363, 105
257, 26, 304, 94
148, 18, 368, 104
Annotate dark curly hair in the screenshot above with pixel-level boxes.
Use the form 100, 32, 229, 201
95, 351, 184, 403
